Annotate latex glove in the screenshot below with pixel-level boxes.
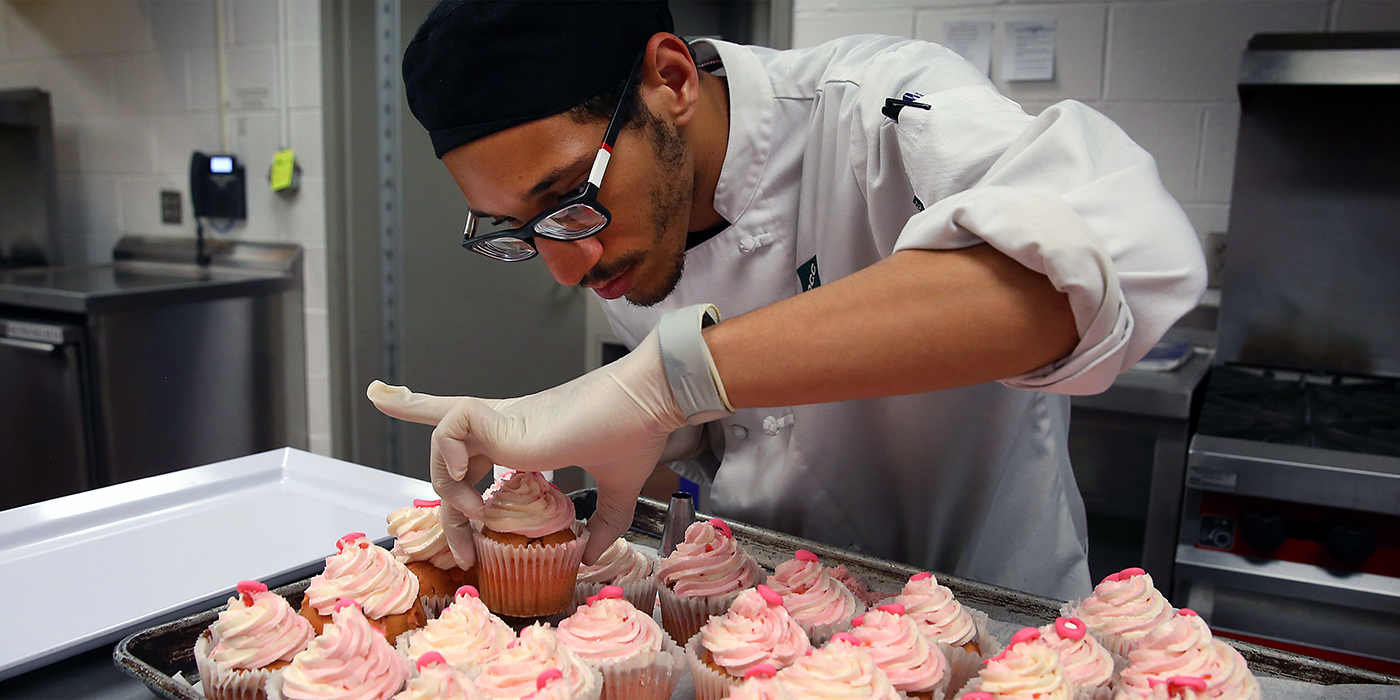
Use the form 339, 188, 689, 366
367, 325, 688, 569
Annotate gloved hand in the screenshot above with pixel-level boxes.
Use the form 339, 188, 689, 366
367, 324, 689, 569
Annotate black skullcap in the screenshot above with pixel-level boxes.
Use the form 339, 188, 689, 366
403, 0, 674, 159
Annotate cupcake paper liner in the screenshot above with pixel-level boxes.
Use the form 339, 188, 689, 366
592, 636, 687, 700
657, 556, 763, 646
800, 597, 866, 647
419, 594, 453, 619
572, 572, 659, 617
472, 521, 590, 618
194, 632, 280, 700
685, 633, 745, 700
937, 640, 984, 700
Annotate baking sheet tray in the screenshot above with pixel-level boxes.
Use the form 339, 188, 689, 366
0, 448, 434, 681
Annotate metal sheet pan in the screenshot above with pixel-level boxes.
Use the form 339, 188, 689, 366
0, 448, 433, 681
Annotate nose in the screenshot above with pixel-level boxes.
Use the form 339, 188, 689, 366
534, 236, 604, 287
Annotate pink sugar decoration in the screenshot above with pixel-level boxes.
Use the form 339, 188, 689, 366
910, 572, 933, 582
756, 584, 783, 607
1009, 628, 1042, 647
963, 694, 994, 700
457, 585, 479, 598
336, 532, 365, 551
1120, 567, 1146, 578
830, 633, 860, 646
1055, 617, 1086, 641
876, 603, 906, 616
416, 652, 447, 670
745, 664, 779, 680
1178, 608, 1199, 617
795, 549, 819, 562
334, 598, 359, 612
1168, 677, 1208, 692
585, 594, 602, 605
709, 518, 732, 538
507, 640, 517, 649
597, 585, 625, 600
413, 498, 441, 508
851, 615, 865, 627
536, 668, 563, 690
236, 580, 268, 597
1102, 572, 1123, 583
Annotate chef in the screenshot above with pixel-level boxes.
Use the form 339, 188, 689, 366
369, 0, 1205, 600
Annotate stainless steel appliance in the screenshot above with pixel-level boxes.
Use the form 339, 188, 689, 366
1175, 32, 1400, 674
0, 236, 307, 511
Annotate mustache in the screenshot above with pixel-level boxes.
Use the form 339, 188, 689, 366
580, 251, 645, 288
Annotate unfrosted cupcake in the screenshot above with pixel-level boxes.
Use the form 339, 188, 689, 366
1038, 618, 1116, 700
1068, 568, 1175, 657
394, 652, 481, 700
270, 599, 411, 700
965, 628, 1075, 700
687, 585, 810, 700
398, 585, 514, 672
474, 623, 602, 700
724, 664, 795, 700
765, 550, 864, 645
892, 572, 985, 655
388, 498, 477, 617
195, 580, 314, 700
573, 537, 657, 615
777, 633, 900, 700
556, 585, 685, 700
1113, 610, 1259, 700
473, 471, 588, 618
655, 519, 762, 646
301, 533, 426, 642
847, 604, 950, 700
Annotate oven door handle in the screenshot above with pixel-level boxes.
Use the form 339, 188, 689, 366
0, 337, 58, 353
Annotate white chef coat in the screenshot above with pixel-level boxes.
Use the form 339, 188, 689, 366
601, 36, 1206, 601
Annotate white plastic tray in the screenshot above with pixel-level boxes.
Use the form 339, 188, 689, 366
0, 448, 434, 681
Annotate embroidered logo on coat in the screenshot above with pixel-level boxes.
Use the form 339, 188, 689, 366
798, 256, 822, 292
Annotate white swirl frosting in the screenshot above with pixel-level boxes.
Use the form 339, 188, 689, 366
481, 472, 577, 538
280, 603, 410, 700
209, 589, 314, 670
978, 640, 1075, 700
778, 639, 900, 700
393, 661, 479, 700
892, 574, 977, 647
306, 535, 419, 618
576, 537, 653, 585
405, 592, 514, 668
387, 503, 457, 570
474, 624, 599, 700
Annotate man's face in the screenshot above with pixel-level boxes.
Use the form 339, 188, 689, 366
442, 106, 693, 307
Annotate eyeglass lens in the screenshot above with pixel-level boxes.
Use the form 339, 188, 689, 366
537, 203, 609, 238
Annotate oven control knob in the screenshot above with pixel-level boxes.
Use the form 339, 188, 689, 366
1240, 512, 1288, 552
1325, 524, 1376, 567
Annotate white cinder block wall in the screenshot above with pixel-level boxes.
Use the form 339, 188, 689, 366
792, 0, 1400, 246
0, 0, 333, 456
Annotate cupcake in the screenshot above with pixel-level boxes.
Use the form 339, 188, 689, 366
1038, 618, 1116, 700
399, 585, 514, 672
194, 580, 314, 700
847, 604, 950, 700
765, 550, 864, 645
574, 536, 657, 615
724, 664, 795, 700
777, 633, 900, 700
1109, 677, 1210, 700
686, 585, 810, 700
472, 471, 588, 618
1113, 610, 1259, 700
474, 623, 603, 700
655, 518, 762, 646
556, 585, 685, 700
395, 652, 482, 700
301, 532, 426, 642
1067, 568, 1175, 657
964, 628, 1075, 700
530, 668, 579, 700
271, 599, 411, 700
892, 572, 985, 655
388, 498, 478, 617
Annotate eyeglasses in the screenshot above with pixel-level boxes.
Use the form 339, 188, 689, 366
461, 52, 645, 262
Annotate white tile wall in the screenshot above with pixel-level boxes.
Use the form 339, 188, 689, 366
225, 45, 279, 112
793, 9, 915, 47
1197, 102, 1239, 204
286, 43, 321, 110
287, 0, 321, 43
7, 1, 155, 60
113, 52, 188, 115
79, 116, 155, 175
1095, 102, 1201, 202
231, 0, 280, 46
1333, 1, 1400, 30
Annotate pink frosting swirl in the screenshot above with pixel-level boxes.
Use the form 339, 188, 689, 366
280, 602, 410, 700
208, 588, 314, 670
766, 556, 859, 629
655, 521, 760, 597
700, 587, 811, 676
847, 608, 946, 693
307, 535, 419, 618
474, 624, 599, 700
891, 573, 977, 647
481, 472, 576, 538
977, 638, 1074, 700
387, 502, 457, 570
778, 637, 900, 700
1118, 615, 1259, 700
556, 595, 664, 669
576, 537, 653, 585
727, 675, 796, 700
393, 660, 480, 700
1073, 571, 1174, 650
405, 589, 514, 668
1038, 618, 1113, 689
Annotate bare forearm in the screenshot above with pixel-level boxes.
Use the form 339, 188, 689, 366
705, 244, 1080, 409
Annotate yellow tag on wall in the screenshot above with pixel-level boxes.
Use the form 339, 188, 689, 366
270, 149, 296, 191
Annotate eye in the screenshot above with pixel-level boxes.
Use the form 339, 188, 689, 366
561, 180, 588, 200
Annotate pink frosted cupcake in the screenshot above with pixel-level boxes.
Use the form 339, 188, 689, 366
472, 471, 589, 618
655, 518, 762, 646
394, 652, 481, 700
724, 665, 795, 700
847, 604, 950, 700
892, 572, 985, 655
1109, 676, 1210, 700
388, 498, 477, 617
1038, 618, 1116, 700
573, 537, 657, 615
474, 623, 602, 700
1067, 568, 1175, 657
398, 585, 513, 672
686, 585, 810, 700
1113, 610, 1259, 700
765, 550, 864, 645
777, 633, 900, 700
963, 628, 1075, 700
301, 533, 426, 642
556, 585, 685, 700
195, 580, 314, 700
827, 566, 892, 608
269, 599, 411, 700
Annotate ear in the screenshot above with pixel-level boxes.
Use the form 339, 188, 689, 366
642, 32, 701, 128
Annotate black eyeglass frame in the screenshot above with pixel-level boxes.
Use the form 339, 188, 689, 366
461, 51, 646, 262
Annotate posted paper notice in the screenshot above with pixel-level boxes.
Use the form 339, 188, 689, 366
1002, 20, 1056, 82
942, 20, 994, 77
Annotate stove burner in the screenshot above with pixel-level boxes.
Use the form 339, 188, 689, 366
1197, 366, 1400, 456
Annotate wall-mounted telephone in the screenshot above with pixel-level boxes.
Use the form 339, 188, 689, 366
189, 151, 246, 266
